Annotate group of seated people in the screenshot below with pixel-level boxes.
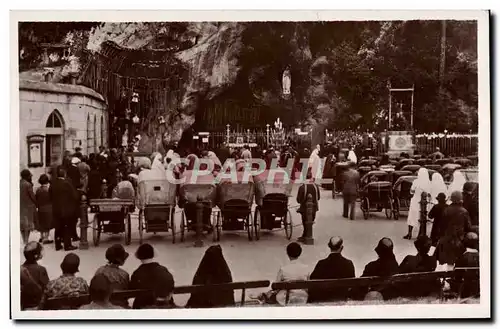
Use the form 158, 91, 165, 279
265, 233, 479, 305
20, 241, 235, 310
21, 229, 479, 310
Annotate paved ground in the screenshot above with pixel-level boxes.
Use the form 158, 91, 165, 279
22, 187, 423, 306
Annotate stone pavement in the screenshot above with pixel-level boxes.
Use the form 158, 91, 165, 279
22, 188, 419, 306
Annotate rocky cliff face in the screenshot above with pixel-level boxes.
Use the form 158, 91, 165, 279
19, 21, 479, 145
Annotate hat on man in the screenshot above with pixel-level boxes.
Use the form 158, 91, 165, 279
71, 157, 81, 165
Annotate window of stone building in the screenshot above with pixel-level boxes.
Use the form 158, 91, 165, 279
87, 114, 94, 155
45, 110, 64, 166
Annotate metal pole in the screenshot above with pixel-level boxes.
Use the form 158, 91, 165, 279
79, 193, 89, 250
418, 192, 429, 237
303, 194, 315, 245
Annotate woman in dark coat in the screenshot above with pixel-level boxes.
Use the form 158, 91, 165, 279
186, 245, 235, 308
35, 174, 53, 244
130, 244, 175, 309
20, 169, 36, 245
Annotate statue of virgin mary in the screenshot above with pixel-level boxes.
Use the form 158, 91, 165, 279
282, 67, 291, 95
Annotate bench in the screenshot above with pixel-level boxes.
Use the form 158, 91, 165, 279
172, 280, 270, 306
43, 280, 270, 310
271, 268, 479, 305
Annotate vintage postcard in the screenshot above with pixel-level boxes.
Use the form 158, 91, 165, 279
10, 10, 490, 320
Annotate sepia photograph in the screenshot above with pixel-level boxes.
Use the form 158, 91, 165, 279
10, 10, 490, 320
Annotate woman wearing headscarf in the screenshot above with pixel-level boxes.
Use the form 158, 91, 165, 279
430, 172, 447, 205
447, 170, 467, 200
307, 145, 321, 179
186, 245, 235, 308
347, 147, 358, 164
404, 168, 431, 240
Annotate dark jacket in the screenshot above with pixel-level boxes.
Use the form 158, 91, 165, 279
436, 203, 472, 265
49, 178, 79, 221
20, 261, 49, 310
342, 168, 360, 196
296, 183, 320, 214
360, 255, 399, 300
397, 254, 439, 297
130, 262, 175, 309
453, 251, 480, 298
67, 165, 82, 189
429, 203, 448, 246
307, 253, 355, 303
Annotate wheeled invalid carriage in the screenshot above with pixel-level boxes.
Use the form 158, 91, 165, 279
253, 170, 294, 241
137, 179, 177, 244
214, 180, 255, 241
360, 181, 394, 220
90, 198, 135, 246
392, 175, 417, 219
178, 179, 217, 242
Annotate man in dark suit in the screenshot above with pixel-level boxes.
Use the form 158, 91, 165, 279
307, 237, 355, 303
49, 166, 78, 251
342, 161, 360, 220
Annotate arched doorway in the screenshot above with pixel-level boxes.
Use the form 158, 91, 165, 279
45, 110, 64, 166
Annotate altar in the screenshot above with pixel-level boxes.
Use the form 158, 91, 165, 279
386, 131, 415, 158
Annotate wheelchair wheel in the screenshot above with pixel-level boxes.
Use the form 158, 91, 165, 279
385, 197, 393, 219
284, 209, 293, 240
246, 213, 254, 241
253, 208, 261, 241
361, 198, 369, 220
124, 213, 131, 245
92, 214, 101, 247
180, 211, 186, 242
393, 198, 400, 220
138, 210, 144, 245
170, 207, 176, 244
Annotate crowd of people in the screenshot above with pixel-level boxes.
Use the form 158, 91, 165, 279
19, 137, 480, 310
20, 146, 137, 250
20, 228, 479, 310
